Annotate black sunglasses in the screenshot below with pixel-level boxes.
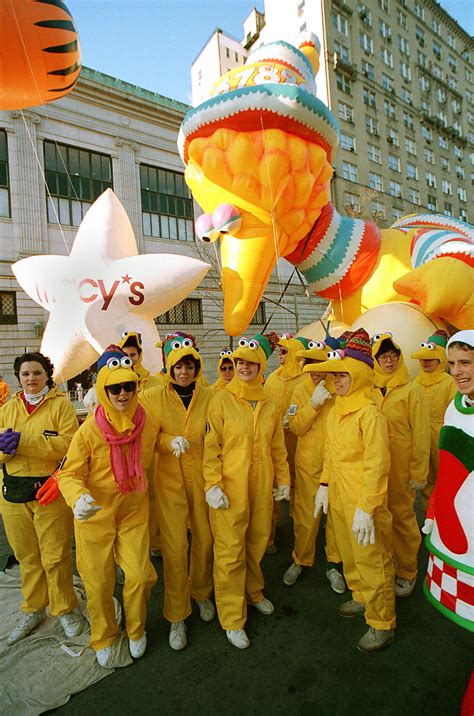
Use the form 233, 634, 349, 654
106, 381, 136, 395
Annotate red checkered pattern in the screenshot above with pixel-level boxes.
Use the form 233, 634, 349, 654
426, 553, 474, 624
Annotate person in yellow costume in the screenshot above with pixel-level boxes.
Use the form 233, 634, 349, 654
308, 328, 396, 653
0, 351, 85, 646
58, 346, 158, 668
203, 334, 291, 650
0, 375, 10, 406
140, 334, 214, 651
372, 333, 430, 599
153, 332, 209, 388
283, 340, 346, 594
210, 348, 235, 394
411, 330, 457, 509
265, 333, 310, 553
118, 331, 162, 560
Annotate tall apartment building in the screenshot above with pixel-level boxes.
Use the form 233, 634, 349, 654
191, 0, 473, 226
0, 68, 321, 388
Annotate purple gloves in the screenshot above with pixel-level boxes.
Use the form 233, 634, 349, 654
0, 428, 21, 454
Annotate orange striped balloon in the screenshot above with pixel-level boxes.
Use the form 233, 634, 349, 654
0, 0, 81, 110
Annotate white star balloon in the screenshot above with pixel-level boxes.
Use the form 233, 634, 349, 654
13, 189, 210, 381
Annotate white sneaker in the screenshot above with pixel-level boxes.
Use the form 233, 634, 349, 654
283, 563, 303, 586
169, 621, 187, 651
129, 633, 147, 659
96, 645, 113, 668
7, 610, 46, 645
196, 599, 215, 622
395, 576, 416, 598
251, 597, 274, 615
326, 568, 346, 594
226, 629, 250, 649
59, 609, 86, 639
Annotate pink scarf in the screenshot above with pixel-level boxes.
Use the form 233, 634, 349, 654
95, 404, 147, 494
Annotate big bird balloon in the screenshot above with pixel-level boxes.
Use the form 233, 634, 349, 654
179, 32, 473, 336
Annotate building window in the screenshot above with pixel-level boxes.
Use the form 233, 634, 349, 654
250, 301, 266, 325
459, 208, 467, 222
417, 50, 427, 67
456, 164, 465, 179
156, 297, 202, 325
399, 61, 411, 82
381, 73, 394, 92
44, 141, 112, 226
392, 207, 403, 222
432, 64, 442, 79
421, 126, 432, 142
336, 72, 351, 94
378, 0, 389, 11
363, 87, 376, 108
365, 116, 379, 135
408, 188, 420, 205
397, 9, 407, 28
342, 161, 358, 182
403, 111, 414, 131
141, 165, 194, 241
398, 35, 410, 56
361, 61, 375, 80
405, 138, 417, 156
332, 12, 349, 37
368, 143, 381, 163
447, 34, 456, 50
334, 40, 350, 63
419, 76, 430, 93
0, 130, 10, 218
425, 171, 436, 188
416, 26, 425, 44
439, 136, 448, 150
387, 128, 399, 146
400, 88, 412, 105
369, 172, 383, 191
457, 187, 467, 203
440, 156, 450, 172
384, 100, 396, 119
380, 48, 393, 68
225, 48, 230, 59
379, 20, 391, 39
338, 101, 354, 122
371, 200, 385, 218
340, 133, 356, 152
344, 192, 361, 213
447, 75, 458, 91
0, 291, 17, 325
389, 180, 402, 198
443, 202, 453, 217
442, 180, 452, 195
427, 195, 437, 211
432, 19, 441, 37
388, 154, 400, 172
454, 145, 463, 160
359, 32, 373, 54
414, 3, 424, 20
406, 163, 418, 180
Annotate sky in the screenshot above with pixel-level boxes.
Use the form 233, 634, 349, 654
68, 0, 472, 106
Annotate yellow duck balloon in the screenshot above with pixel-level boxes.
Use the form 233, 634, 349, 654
179, 33, 473, 336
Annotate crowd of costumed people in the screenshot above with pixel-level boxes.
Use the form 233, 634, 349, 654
1, 326, 472, 668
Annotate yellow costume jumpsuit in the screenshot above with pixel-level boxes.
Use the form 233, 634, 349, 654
411, 336, 456, 508
288, 372, 339, 567
0, 388, 78, 617
59, 357, 158, 651
265, 335, 309, 546
140, 342, 213, 623
204, 339, 290, 630
372, 335, 430, 581
307, 352, 396, 632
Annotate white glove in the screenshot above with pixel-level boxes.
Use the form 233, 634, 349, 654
314, 485, 328, 517
273, 484, 290, 502
409, 479, 426, 490
310, 381, 332, 410
422, 518, 434, 535
352, 507, 375, 546
74, 494, 102, 521
205, 485, 229, 510
170, 436, 190, 458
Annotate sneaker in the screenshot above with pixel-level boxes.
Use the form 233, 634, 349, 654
338, 600, 366, 618
395, 576, 416, 598
226, 629, 250, 649
7, 610, 46, 645
326, 568, 346, 594
96, 645, 113, 668
129, 633, 147, 659
283, 563, 303, 586
356, 627, 395, 653
59, 609, 86, 639
251, 597, 274, 615
196, 599, 215, 622
169, 621, 187, 651
265, 544, 277, 555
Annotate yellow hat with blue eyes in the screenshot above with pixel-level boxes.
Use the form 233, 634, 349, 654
158, 333, 203, 384
95, 345, 139, 433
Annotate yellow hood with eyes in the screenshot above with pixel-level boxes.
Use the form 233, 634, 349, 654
166, 345, 202, 385
372, 333, 408, 389
96, 361, 139, 434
